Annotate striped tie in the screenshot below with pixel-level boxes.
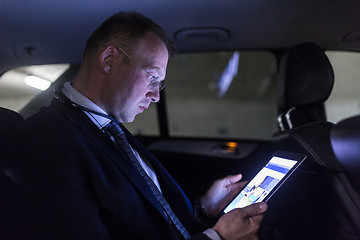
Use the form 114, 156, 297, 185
104, 122, 191, 239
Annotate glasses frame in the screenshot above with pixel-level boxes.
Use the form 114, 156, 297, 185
114, 46, 165, 91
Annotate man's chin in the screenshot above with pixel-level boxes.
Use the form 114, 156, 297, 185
114, 112, 136, 123
123, 114, 137, 123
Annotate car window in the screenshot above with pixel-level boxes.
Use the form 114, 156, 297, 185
0, 64, 70, 111
3, 51, 358, 139
126, 51, 278, 139
123, 103, 160, 136
325, 51, 360, 123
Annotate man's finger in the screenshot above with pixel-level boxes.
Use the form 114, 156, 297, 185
226, 173, 243, 184
241, 202, 268, 217
233, 181, 247, 189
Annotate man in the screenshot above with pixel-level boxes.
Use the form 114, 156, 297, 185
0, 12, 267, 240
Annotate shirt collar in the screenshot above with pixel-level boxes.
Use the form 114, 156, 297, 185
61, 82, 111, 129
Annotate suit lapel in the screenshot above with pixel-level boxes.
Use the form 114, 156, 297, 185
52, 100, 169, 221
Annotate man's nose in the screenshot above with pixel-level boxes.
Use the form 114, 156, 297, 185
147, 87, 160, 102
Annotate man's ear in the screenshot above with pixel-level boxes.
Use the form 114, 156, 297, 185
100, 46, 117, 74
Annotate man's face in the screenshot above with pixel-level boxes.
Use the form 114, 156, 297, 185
103, 32, 169, 122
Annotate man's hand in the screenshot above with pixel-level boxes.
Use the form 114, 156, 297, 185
201, 174, 246, 218
212, 202, 267, 240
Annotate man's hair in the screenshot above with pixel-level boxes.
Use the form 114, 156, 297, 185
83, 11, 175, 60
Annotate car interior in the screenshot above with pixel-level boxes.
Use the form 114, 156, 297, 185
1, 0, 360, 239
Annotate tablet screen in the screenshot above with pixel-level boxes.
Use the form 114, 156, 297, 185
223, 151, 306, 213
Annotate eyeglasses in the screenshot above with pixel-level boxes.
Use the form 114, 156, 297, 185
115, 46, 165, 91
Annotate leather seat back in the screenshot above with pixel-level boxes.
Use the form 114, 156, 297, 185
331, 114, 360, 194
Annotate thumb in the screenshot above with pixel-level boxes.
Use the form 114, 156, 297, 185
241, 202, 268, 217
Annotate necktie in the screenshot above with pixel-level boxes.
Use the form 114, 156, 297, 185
104, 122, 191, 239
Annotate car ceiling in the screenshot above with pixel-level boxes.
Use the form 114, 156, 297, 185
1, 0, 360, 75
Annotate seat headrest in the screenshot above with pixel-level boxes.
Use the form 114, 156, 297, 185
278, 42, 334, 112
331, 115, 360, 193
0, 107, 24, 137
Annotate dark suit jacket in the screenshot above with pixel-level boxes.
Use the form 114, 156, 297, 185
0, 99, 209, 240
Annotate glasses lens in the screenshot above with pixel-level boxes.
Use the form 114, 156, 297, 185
148, 76, 165, 91
158, 81, 165, 91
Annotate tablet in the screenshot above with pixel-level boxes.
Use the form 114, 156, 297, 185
223, 151, 306, 214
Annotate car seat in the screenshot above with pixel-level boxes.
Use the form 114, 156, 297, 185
259, 43, 359, 240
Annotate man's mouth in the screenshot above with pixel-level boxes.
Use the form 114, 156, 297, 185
139, 106, 147, 112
